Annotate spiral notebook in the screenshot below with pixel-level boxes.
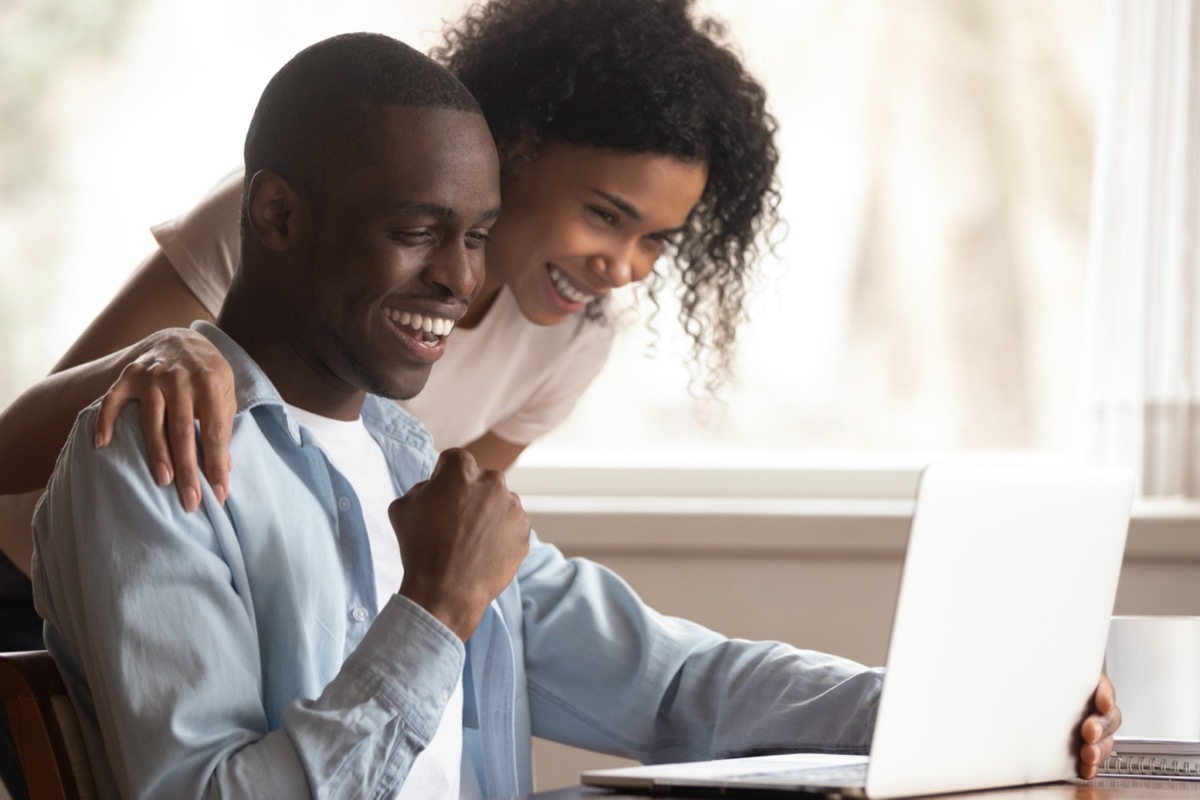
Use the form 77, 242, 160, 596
1101, 738, 1200, 779
583, 464, 1135, 799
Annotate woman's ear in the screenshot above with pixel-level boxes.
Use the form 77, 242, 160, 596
245, 170, 301, 252
500, 136, 538, 180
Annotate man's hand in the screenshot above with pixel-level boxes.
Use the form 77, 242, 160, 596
1077, 674, 1121, 779
94, 328, 236, 511
389, 448, 530, 641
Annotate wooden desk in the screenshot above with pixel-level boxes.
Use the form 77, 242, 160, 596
502, 778, 1200, 800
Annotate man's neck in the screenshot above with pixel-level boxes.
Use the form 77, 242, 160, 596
217, 298, 366, 421
263, 361, 367, 421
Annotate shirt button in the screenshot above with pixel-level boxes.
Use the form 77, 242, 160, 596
351, 607, 368, 622
337, 496, 352, 512
441, 688, 451, 702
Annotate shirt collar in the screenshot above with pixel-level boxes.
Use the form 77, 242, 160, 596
189, 320, 431, 452
189, 320, 305, 444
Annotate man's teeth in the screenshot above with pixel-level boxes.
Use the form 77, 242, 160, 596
386, 309, 454, 337
549, 266, 592, 304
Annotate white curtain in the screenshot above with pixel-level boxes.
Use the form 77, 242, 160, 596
1080, 0, 1200, 498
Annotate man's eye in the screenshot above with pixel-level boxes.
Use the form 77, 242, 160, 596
391, 229, 432, 242
466, 231, 491, 248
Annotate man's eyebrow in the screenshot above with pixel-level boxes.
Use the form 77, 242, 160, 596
392, 202, 502, 225
392, 201, 456, 219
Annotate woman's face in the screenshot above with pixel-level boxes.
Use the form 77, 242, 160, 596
475, 140, 708, 327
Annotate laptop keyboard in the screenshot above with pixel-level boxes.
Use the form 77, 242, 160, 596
734, 760, 869, 787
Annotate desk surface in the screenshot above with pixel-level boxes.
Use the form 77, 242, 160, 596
505, 779, 1200, 800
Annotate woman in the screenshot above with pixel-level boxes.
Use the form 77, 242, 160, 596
0, 0, 779, 571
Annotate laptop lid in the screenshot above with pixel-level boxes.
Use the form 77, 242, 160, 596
863, 464, 1132, 798
582, 464, 1134, 798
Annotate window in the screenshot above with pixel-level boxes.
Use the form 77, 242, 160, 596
0, 0, 1102, 475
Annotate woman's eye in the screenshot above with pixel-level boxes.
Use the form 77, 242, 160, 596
589, 206, 617, 225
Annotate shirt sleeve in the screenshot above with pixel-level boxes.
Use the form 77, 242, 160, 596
32, 408, 464, 800
489, 314, 616, 446
515, 535, 883, 763
0, 489, 42, 574
150, 169, 244, 319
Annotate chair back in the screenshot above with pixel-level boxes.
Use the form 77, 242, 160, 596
0, 650, 96, 800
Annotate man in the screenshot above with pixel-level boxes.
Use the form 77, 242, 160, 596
32, 33, 1118, 799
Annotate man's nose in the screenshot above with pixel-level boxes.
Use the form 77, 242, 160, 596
426, 239, 481, 301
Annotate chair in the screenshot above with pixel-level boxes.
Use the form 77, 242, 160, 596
0, 651, 96, 800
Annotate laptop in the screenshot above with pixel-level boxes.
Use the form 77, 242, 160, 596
583, 464, 1134, 799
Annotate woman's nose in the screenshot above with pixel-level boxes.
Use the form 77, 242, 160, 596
588, 241, 652, 288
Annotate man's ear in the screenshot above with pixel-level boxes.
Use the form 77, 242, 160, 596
246, 170, 301, 252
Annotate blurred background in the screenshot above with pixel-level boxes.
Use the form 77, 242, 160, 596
0, 0, 1102, 469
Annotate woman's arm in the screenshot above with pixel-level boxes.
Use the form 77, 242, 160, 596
0, 250, 220, 491
462, 431, 527, 473
0, 250, 233, 572
51, 249, 215, 371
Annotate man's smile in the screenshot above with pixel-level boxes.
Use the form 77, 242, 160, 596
385, 308, 457, 343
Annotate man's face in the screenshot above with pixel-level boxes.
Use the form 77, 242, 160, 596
289, 105, 500, 406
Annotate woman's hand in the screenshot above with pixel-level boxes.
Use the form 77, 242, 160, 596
94, 329, 235, 511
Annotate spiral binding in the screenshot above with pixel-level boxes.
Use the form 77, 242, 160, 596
1103, 753, 1200, 777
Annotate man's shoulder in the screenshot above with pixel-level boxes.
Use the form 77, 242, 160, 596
34, 402, 176, 544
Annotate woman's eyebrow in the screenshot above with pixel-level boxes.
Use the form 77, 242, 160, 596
591, 190, 642, 222
591, 190, 687, 235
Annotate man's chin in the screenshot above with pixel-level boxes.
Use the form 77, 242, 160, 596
346, 351, 434, 402
373, 370, 433, 402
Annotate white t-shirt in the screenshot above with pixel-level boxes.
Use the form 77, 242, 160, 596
153, 170, 616, 451
285, 404, 481, 800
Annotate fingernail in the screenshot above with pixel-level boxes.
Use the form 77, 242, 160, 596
94, 431, 107, 448
183, 487, 200, 512
214, 484, 227, 505
154, 463, 172, 487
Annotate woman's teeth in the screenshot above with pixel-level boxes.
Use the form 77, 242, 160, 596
549, 266, 592, 304
386, 309, 454, 342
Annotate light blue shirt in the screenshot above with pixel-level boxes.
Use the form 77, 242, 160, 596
32, 322, 883, 799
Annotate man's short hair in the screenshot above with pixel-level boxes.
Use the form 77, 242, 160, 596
243, 32, 483, 196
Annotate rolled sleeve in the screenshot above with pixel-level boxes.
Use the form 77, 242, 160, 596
33, 408, 464, 799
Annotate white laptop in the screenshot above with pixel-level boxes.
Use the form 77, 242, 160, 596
583, 464, 1134, 799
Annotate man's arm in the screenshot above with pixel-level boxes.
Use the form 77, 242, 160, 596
1077, 675, 1120, 779
34, 408, 463, 798
514, 536, 883, 763
514, 540, 1120, 778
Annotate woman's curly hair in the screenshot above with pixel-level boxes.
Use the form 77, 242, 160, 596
432, 0, 782, 396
